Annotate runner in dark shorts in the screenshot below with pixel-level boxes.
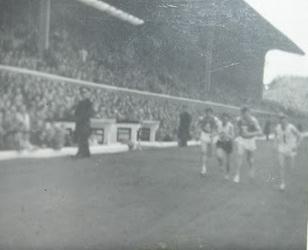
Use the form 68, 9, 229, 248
216, 139, 233, 155
216, 113, 234, 180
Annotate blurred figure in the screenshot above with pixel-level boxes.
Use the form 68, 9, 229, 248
51, 122, 65, 150
0, 111, 5, 150
16, 105, 31, 150
274, 113, 302, 191
177, 105, 192, 147
263, 120, 271, 141
79, 48, 88, 63
74, 88, 93, 158
42, 122, 55, 148
5, 106, 21, 150
31, 120, 46, 148
296, 123, 303, 133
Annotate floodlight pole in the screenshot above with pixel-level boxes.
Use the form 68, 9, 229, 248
205, 27, 214, 93
76, 0, 144, 26
37, 0, 144, 56
38, 0, 51, 55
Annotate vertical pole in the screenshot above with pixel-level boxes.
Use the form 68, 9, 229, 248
205, 27, 214, 93
38, 0, 51, 55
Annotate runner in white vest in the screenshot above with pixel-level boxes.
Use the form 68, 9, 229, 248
274, 113, 302, 191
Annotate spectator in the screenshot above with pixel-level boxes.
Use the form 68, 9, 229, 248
0, 111, 5, 150
297, 123, 303, 133
263, 120, 271, 141
79, 49, 88, 63
16, 105, 31, 149
30, 120, 46, 147
74, 88, 93, 158
3, 106, 21, 150
42, 122, 55, 148
51, 122, 66, 150
178, 105, 192, 147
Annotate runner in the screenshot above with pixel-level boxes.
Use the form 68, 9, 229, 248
274, 113, 302, 190
234, 106, 262, 183
216, 113, 234, 180
199, 107, 221, 176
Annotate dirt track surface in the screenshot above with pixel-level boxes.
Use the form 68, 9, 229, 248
0, 141, 307, 250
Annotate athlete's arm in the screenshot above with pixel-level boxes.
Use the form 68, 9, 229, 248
235, 117, 242, 138
254, 118, 262, 136
273, 126, 279, 148
198, 119, 207, 134
197, 117, 206, 138
229, 124, 235, 140
213, 117, 221, 135
291, 125, 302, 146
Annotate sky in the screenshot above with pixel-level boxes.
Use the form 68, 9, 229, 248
244, 0, 308, 84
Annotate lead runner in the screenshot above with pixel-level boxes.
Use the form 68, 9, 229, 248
233, 106, 262, 183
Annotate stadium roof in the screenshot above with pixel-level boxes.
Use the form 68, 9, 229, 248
100, 0, 304, 56
53, 0, 304, 100
76, 0, 144, 26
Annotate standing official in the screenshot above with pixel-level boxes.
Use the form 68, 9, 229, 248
178, 105, 192, 147
263, 120, 271, 141
75, 87, 93, 158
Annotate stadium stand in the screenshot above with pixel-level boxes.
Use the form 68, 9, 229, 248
0, 3, 306, 152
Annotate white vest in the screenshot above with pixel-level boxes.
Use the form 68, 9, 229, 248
275, 123, 297, 146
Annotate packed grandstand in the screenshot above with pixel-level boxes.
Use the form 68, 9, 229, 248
0, 0, 306, 152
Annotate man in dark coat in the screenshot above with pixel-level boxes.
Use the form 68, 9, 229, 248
263, 120, 271, 141
74, 87, 93, 158
178, 105, 192, 147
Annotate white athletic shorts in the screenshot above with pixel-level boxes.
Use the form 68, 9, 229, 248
278, 144, 297, 158
200, 132, 212, 144
236, 137, 257, 155
200, 132, 217, 154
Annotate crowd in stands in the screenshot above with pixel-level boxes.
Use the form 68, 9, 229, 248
0, 69, 205, 151
0, 21, 305, 151
0, 23, 218, 151
0, 21, 248, 103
